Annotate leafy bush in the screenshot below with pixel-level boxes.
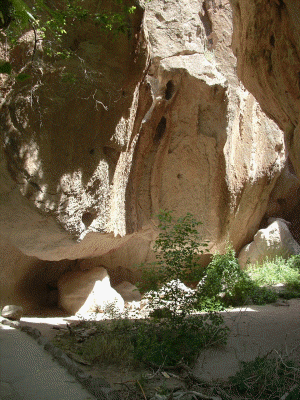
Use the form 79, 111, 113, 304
197, 246, 278, 308
137, 210, 209, 319
134, 211, 229, 367
286, 254, 300, 271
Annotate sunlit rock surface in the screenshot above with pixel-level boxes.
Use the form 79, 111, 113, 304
0, 0, 295, 309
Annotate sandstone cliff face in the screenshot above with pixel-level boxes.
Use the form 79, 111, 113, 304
230, 0, 300, 243
230, 0, 300, 177
0, 0, 291, 307
128, 0, 285, 255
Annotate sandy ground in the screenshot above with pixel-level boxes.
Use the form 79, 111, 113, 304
194, 298, 300, 382
13, 298, 300, 385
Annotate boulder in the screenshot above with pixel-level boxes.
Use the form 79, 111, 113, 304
57, 267, 124, 315
1, 305, 23, 321
238, 219, 300, 268
114, 281, 142, 302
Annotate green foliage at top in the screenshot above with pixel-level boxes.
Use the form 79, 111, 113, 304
94, 0, 136, 33
0, 0, 33, 31
0, 0, 138, 72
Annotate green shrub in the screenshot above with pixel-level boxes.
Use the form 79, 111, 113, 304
246, 255, 300, 297
286, 254, 300, 271
132, 313, 229, 367
197, 246, 278, 308
247, 256, 300, 286
134, 211, 229, 367
137, 210, 209, 319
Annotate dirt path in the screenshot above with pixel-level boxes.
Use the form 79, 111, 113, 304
14, 298, 300, 397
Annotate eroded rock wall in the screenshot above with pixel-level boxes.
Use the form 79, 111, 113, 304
126, 0, 285, 254
0, 0, 149, 259
0, 234, 76, 313
230, 0, 300, 245
230, 0, 300, 177
0, 0, 290, 306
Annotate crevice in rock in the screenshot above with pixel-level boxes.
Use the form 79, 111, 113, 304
200, 2, 212, 38
165, 80, 175, 100
199, 2, 214, 48
162, 50, 198, 59
287, 157, 297, 175
154, 116, 167, 143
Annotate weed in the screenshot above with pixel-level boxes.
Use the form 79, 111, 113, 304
132, 313, 229, 367
228, 353, 300, 399
247, 256, 300, 286
246, 255, 300, 298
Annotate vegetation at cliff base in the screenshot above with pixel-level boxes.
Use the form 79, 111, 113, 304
51, 211, 300, 399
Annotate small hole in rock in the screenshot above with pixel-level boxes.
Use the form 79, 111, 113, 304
277, 198, 286, 206
270, 34, 275, 47
275, 143, 283, 152
82, 212, 95, 228
165, 80, 175, 100
89, 149, 95, 155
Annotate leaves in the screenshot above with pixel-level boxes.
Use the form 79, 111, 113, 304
15, 72, 31, 81
3, 0, 137, 62
0, 61, 12, 74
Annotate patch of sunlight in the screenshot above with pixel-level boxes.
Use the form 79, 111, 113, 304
59, 170, 83, 193
112, 85, 139, 149
21, 316, 79, 325
114, 116, 128, 148
20, 140, 41, 176
57, 161, 111, 239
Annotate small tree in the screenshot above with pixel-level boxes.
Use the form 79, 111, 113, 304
138, 210, 209, 320
134, 211, 229, 367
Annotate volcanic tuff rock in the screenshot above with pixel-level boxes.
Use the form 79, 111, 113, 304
1, 305, 23, 321
229, 0, 300, 178
0, 0, 297, 308
0, 0, 285, 257
238, 219, 300, 268
58, 267, 125, 315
